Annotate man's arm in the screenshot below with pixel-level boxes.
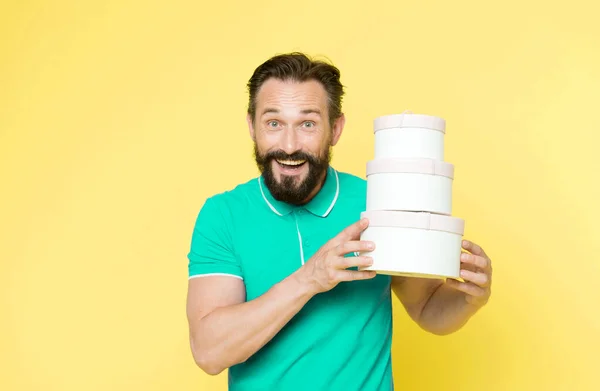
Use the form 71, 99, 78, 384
392, 276, 481, 335
186, 274, 314, 375
186, 218, 376, 375
392, 239, 493, 335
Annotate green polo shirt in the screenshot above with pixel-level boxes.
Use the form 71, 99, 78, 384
187, 166, 393, 391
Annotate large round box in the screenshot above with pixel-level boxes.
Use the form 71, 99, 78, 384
366, 158, 454, 215
374, 113, 446, 160
358, 210, 465, 279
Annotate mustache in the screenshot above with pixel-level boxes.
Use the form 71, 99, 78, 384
260, 150, 322, 164
253, 144, 331, 173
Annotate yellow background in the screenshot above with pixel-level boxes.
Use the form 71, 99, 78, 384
1, 0, 599, 390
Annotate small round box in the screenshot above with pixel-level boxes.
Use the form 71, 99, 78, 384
374, 113, 446, 160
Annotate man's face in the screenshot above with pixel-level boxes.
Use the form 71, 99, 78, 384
248, 78, 344, 205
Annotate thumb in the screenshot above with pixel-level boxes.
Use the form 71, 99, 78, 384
325, 218, 369, 251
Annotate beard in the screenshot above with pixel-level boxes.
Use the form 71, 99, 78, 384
254, 143, 331, 205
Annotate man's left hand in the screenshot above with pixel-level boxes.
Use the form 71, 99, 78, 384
445, 239, 492, 308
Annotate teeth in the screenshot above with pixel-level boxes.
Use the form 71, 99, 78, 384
276, 159, 306, 166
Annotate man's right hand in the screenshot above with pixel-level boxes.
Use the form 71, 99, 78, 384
295, 218, 377, 295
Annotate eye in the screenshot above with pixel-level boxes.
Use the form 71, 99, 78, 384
267, 120, 279, 128
302, 121, 316, 128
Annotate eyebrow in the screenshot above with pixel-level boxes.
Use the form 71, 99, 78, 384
260, 108, 322, 116
300, 108, 321, 115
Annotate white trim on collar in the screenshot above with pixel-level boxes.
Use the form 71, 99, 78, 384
320, 168, 339, 217
258, 177, 283, 216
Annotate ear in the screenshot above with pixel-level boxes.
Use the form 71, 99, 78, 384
330, 113, 345, 146
247, 113, 256, 141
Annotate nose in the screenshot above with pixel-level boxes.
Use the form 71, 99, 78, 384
281, 128, 300, 155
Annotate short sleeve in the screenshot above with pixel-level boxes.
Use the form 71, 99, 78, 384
187, 196, 243, 280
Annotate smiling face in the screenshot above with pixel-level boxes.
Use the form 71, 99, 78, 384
248, 78, 344, 205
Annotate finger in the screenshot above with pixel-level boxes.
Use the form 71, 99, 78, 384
339, 255, 373, 269
445, 278, 486, 297
327, 218, 369, 249
459, 269, 491, 287
462, 239, 488, 258
461, 263, 478, 274
459, 251, 478, 272
334, 240, 375, 256
335, 269, 377, 282
460, 252, 490, 270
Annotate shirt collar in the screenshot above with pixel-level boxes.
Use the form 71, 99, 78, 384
258, 166, 340, 218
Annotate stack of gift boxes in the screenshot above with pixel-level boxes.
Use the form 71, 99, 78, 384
359, 112, 465, 279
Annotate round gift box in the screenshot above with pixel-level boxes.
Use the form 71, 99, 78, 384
374, 113, 446, 160
358, 210, 465, 279
366, 158, 454, 215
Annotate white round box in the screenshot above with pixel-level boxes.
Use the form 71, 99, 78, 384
358, 210, 465, 279
374, 113, 446, 160
366, 158, 454, 215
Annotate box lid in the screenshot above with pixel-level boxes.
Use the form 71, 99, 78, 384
366, 158, 454, 179
374, 112, 446, 133
361, 210, 464, 235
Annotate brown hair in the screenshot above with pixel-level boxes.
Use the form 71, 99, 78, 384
246, 52, 345, 128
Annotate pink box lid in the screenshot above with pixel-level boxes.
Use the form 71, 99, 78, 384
361, 210, 465, 235
367, 158, 454, 179
374, 112, 446, 133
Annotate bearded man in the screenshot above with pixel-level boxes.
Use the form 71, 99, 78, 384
185, 52, 493, 391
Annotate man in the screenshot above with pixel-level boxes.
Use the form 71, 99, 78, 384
185, 52, 493, 390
